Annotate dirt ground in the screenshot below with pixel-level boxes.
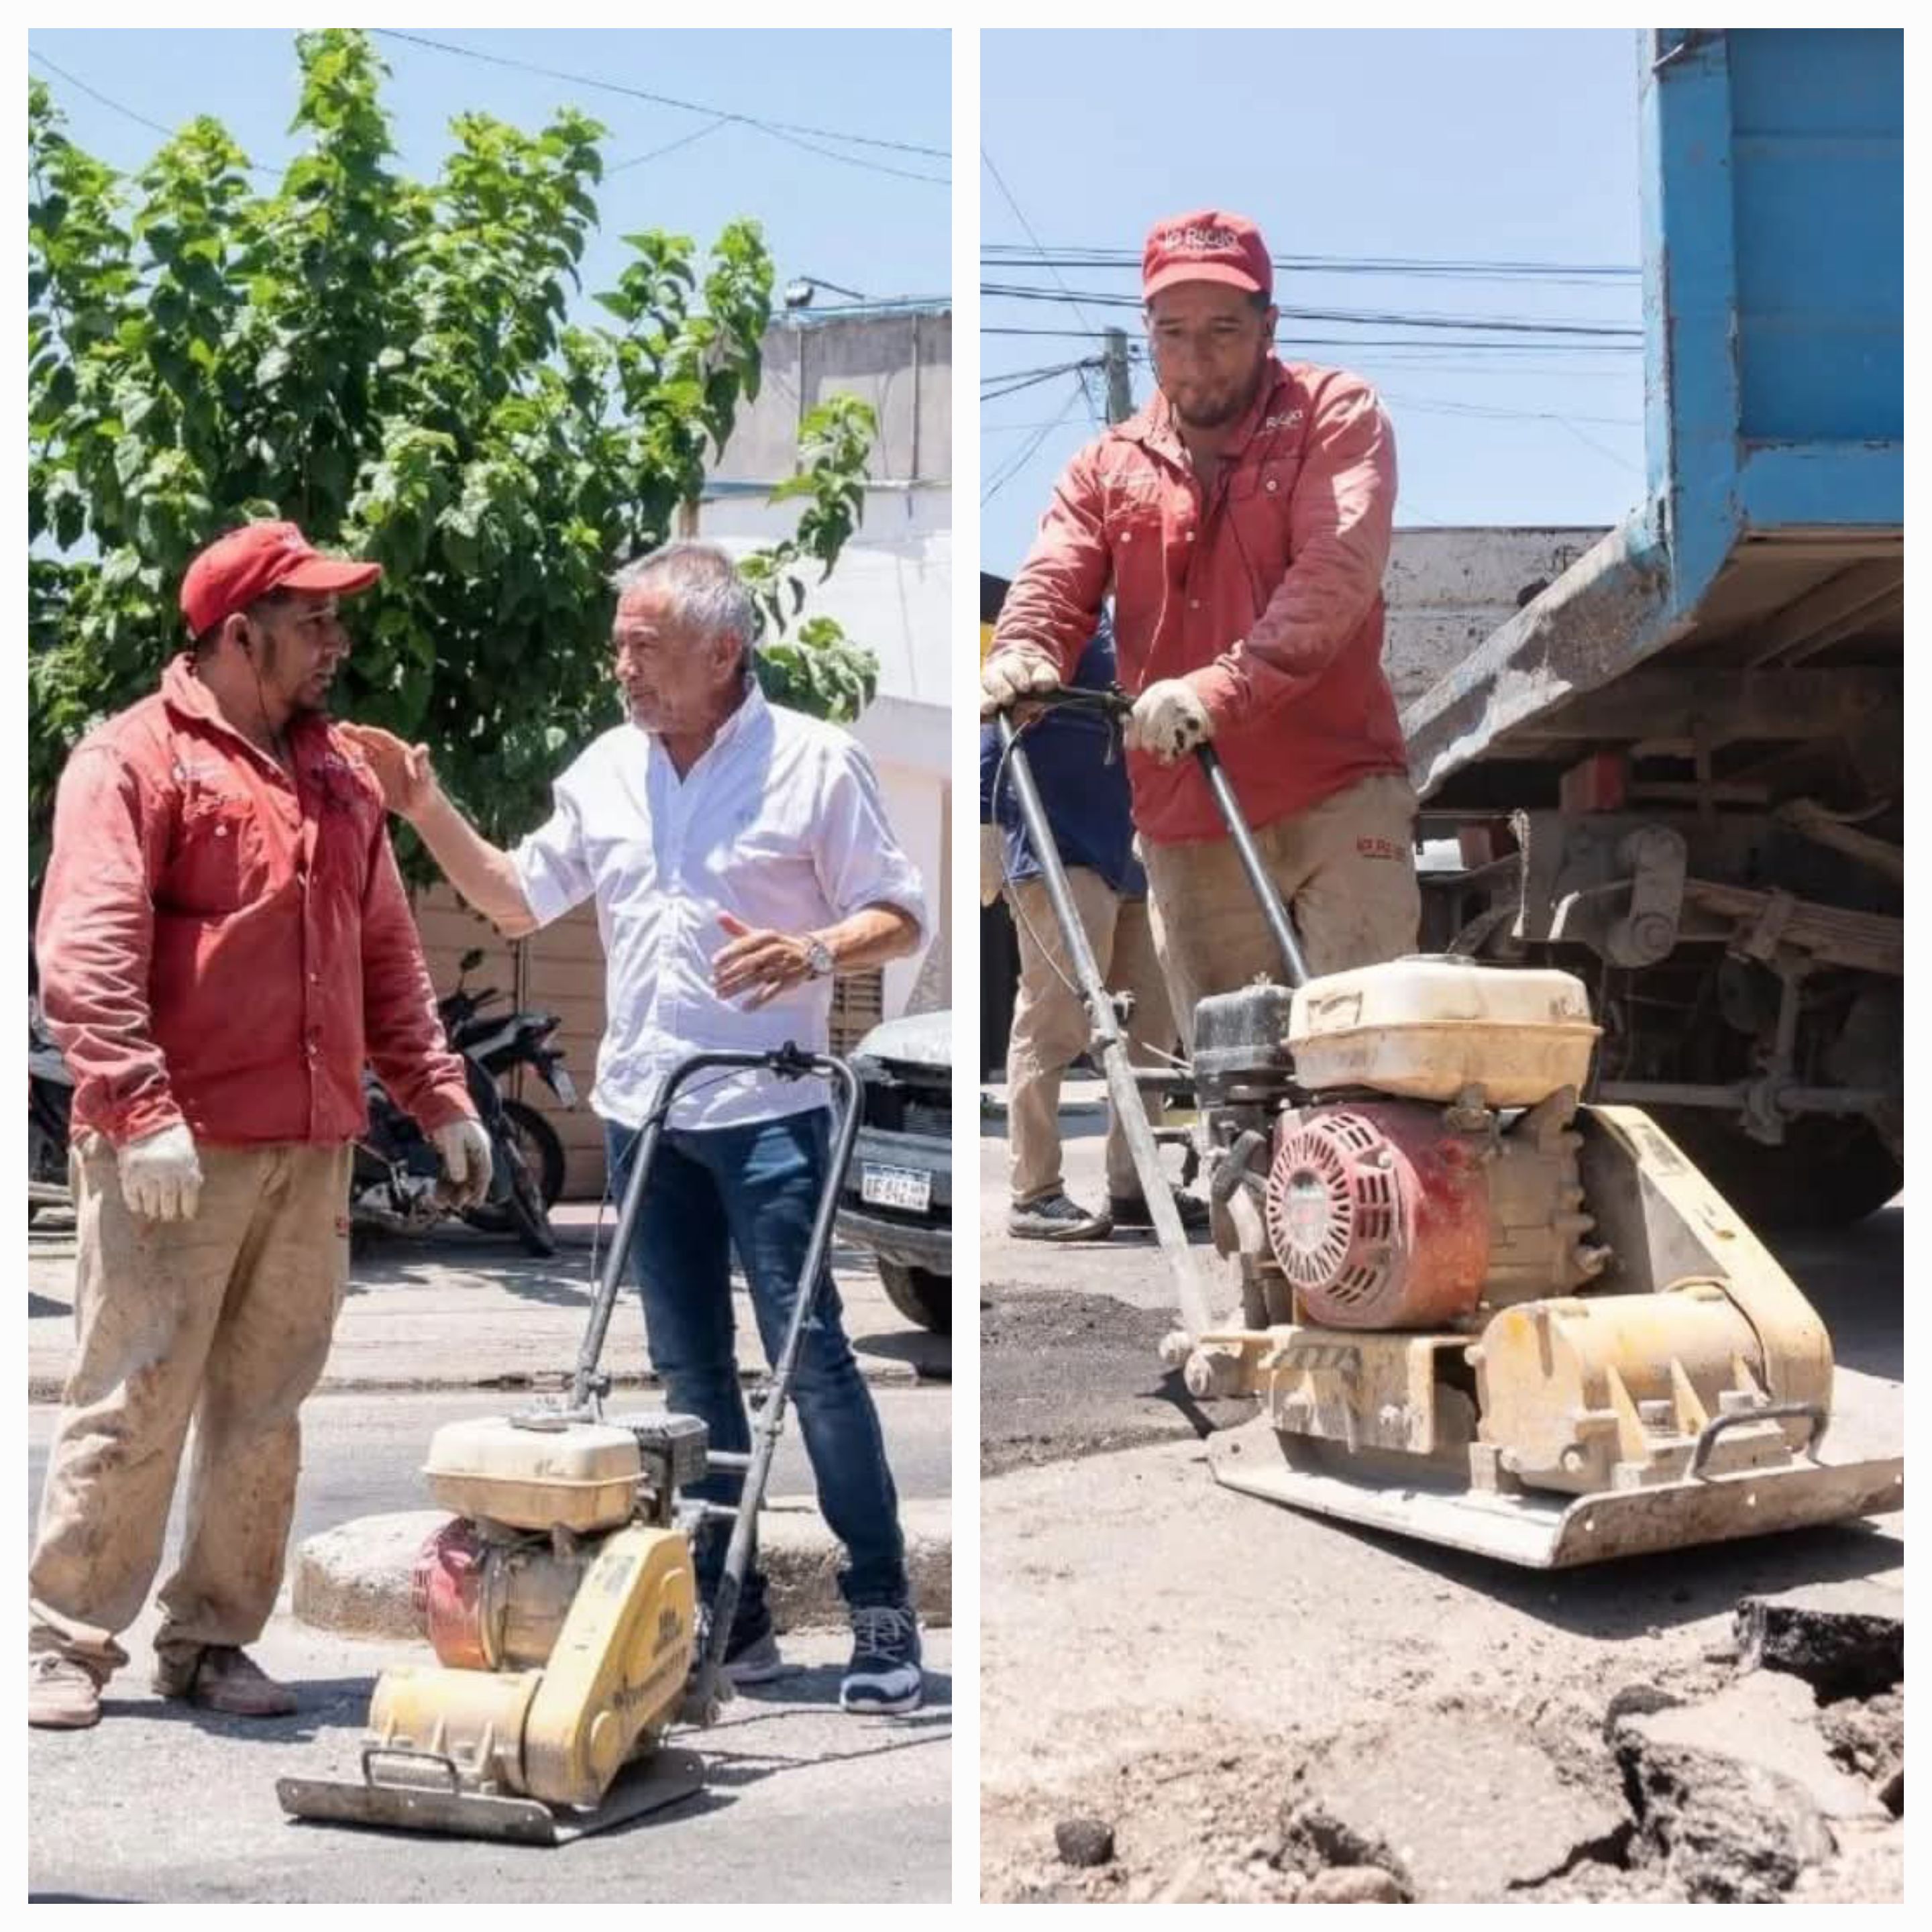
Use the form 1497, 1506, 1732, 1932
978, 1116, 1904, 1904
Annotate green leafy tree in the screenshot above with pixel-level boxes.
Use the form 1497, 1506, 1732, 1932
28, 30, 881, 880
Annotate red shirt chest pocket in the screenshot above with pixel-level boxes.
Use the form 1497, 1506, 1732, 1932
164, 785, 271, 916
1102, 482, 1173, 602
1224, 455, 1301, 582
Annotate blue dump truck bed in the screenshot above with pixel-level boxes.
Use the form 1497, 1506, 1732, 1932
1403, 29, 1902, 810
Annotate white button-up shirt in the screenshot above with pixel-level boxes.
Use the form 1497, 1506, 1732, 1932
513, 683, 927, 1131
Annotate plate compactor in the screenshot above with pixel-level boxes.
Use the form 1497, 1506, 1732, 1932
278, 1046, 859, 1845
993, 691, 1902, 1568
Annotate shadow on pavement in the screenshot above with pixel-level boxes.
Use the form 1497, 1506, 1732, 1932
853, 1328, 950, 1381
1225, 1499, 1901, 1640
727, 1662, 953, 1717
98, 1672, 377, 1743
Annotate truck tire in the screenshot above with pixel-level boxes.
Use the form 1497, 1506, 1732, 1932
1650, 1108, 1902, 1232
877, 1260, 951, 1335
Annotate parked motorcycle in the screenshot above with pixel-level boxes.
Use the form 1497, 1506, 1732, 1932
28, 959, 564, 1256
434, 949, 574, 1220
352, 1049, 557, 1258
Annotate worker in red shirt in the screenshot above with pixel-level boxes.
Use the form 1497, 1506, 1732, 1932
981, 209, 1420, 1036
28, 522, 491, 1732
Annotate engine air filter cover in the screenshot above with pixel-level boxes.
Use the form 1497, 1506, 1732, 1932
1265, 1102, 1489, 1329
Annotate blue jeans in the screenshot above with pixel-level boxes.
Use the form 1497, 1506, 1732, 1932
605, 1107, 908, 1621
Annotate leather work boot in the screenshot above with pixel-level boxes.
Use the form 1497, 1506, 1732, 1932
152, 1645, 299, 1718
28, 1653, 102, 1729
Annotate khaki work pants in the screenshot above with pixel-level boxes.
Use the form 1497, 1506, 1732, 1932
1005, 869, 1177, 1205
1142, 772, 1424, 1049
30, 1136, 353, 1680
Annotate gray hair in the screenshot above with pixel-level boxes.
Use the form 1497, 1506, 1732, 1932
610, 541, 758, 669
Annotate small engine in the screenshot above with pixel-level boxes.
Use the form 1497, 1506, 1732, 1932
1198, 959, 1607, 1332
413, 1411, 709, 1672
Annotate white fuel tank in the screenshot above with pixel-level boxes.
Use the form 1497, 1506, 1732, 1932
1288, 957, 1599, 1106
421, 1417, 641, 1533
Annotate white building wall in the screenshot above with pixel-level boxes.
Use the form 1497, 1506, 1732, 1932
695, 488, 952, 1026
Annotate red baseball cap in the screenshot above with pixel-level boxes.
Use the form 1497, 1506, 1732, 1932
179, 521, 382, 636
1142, 209, 1274, 303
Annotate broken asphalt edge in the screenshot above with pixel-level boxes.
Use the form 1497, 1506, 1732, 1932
292, 1495, 953, 1640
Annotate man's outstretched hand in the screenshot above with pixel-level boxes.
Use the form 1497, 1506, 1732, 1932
339, 722, 437, 821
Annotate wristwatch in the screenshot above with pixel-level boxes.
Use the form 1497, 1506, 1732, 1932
802, 935, 835, 979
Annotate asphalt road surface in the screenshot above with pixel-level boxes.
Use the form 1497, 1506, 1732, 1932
28, 1618, 951, 1903
26, 1387, 953, 1903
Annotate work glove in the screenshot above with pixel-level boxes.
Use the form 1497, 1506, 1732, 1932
434, 1116, 496, 1208
1126, 678, 1215, 763
979, 646, 1062, 719
979, 824, 1007, 908
118, 1122, 203, 1223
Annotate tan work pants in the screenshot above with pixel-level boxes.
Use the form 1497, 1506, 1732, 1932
30, 1136, 353, 1679
1142, 772, 1423, 1049
1005, 870, 1177, 1205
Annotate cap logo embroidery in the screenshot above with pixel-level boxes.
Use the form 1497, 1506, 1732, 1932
1159, 224, 1239, 253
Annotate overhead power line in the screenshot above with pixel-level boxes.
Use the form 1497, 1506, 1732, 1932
376, 30, 949, 182
30, 48, 284, 178
984, 282, 1640, 338
984, 325, 1640, 353
980, 149, 1104, 428
980, 359, 1104, 405
982, 244, 1639, 282
608, 115, 732, 174
981, 376, 1089, 506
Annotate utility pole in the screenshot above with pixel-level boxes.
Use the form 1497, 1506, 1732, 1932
1102, 327, 1133, 425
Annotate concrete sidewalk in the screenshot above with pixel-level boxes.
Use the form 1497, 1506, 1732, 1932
295, 1493, 953, 1638
28, 1203, 950, 1401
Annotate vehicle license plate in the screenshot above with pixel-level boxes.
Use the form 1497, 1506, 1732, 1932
549, 1067, 577, 1106
860, 1163, 931, 1213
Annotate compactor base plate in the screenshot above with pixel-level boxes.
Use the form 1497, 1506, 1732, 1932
276, 1744, 705, 1846
1207, 1417, 1903, 1568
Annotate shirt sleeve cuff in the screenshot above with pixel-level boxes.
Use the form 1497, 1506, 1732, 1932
99, 1093, 187, 1149
512, 842, 573, 928
411, 1082, 478, 1135
1187, 663, 1242, 729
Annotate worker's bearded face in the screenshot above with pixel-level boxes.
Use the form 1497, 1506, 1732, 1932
1146, 282, 1277, 431
244, 591, 350, 717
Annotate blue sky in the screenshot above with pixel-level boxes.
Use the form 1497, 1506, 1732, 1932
28, 28, 951, 316
981, 28, 1647, 574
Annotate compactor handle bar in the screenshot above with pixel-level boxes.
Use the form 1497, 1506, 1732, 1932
995, 685, 1311, 989
569, 1046, 861, 1412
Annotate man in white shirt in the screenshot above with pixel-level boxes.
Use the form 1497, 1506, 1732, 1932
343, 542, 930, 1715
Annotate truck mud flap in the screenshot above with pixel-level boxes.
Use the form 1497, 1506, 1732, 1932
1206, 1418, 1902, 1568
277, 1743, 705, 1846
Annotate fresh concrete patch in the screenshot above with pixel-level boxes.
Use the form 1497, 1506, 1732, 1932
293, 1495, 951, 1640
